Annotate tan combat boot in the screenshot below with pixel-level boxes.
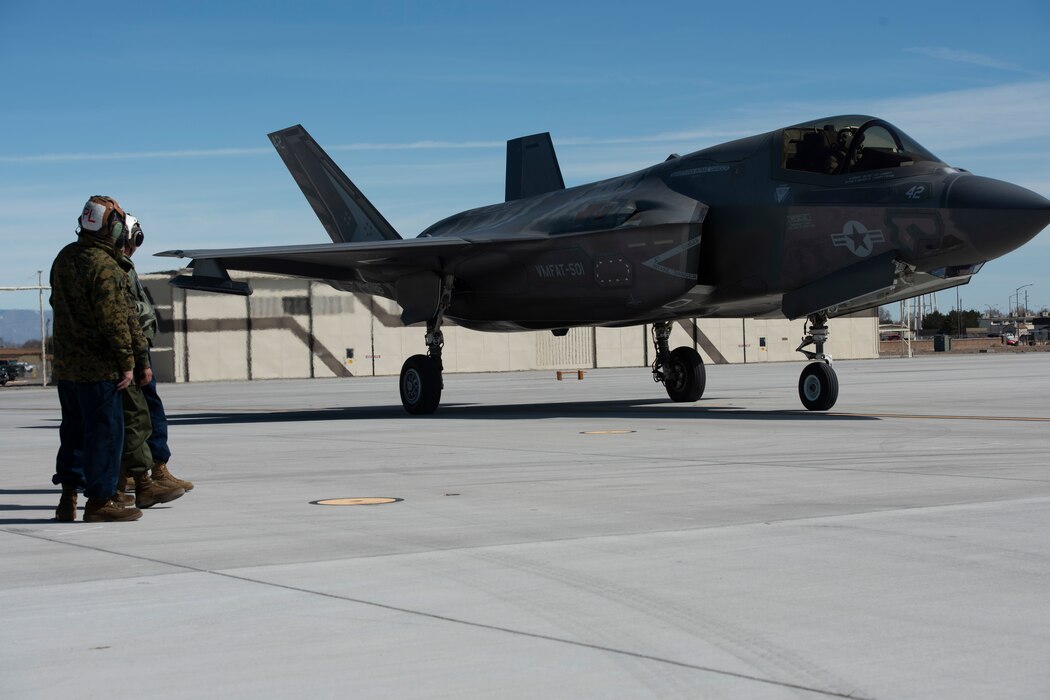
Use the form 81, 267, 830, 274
55, 484, 77, 522
134, 470, 185, 509
83, 497, 142, 522
120, 466, 135, 494
152, 462, 194, 492
113, 490, 136, 506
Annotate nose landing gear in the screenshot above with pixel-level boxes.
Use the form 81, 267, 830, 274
795, 313, 838, 411
651, 321, 706, 402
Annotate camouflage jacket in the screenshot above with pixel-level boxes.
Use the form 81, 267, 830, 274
119, 255, 158, 345
50, 233, 149, 382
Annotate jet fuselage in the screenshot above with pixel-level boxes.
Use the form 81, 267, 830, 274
418, 116, 1049, 331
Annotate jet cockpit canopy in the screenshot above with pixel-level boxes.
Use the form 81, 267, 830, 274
781, 115, 942, 176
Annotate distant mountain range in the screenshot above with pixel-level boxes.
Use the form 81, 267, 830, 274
0, 309, 52, 346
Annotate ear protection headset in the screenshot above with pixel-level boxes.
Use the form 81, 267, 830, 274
123, 214, 145, 249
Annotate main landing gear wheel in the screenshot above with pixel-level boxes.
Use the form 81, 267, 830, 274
664, 347, 706, 402
798, 362, 838, 411
399, 274, 455, 415
650, 321, 706, 403
400, 354, 442, 415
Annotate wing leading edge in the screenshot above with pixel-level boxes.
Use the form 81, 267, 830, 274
159, 237, 471, 289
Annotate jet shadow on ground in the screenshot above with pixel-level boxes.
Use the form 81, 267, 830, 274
155, 398, 879, 425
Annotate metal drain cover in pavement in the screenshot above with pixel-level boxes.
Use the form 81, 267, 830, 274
311, 497, 403, 506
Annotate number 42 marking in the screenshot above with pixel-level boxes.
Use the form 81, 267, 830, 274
905, 185, 926, 200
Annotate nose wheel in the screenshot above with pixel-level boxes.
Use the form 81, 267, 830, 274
795, 312, 838, 411
799, 362, 838, 411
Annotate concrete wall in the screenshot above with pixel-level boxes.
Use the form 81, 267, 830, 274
144, 272, 878, 383
880, 337, 1050, 355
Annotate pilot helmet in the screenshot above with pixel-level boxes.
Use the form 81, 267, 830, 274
79, 195, 127, 244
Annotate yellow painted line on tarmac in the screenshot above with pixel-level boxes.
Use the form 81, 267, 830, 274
834, 412, 1050, 423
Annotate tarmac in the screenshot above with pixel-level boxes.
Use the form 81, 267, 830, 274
2, 353, 1049, 699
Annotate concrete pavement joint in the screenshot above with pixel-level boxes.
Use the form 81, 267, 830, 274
3, 528, 869, 699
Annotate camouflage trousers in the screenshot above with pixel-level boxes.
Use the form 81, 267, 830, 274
121, 384, 154, 474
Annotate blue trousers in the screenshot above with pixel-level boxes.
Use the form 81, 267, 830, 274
142, 363, 171, 464
54, 380, 123, 500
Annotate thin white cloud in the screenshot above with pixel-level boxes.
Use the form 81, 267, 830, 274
906, 47, 1038, 75
329, 140, 501, 151
0, 147, 273, 163
740, 80, 1050, 155
4, 81, 1048, 166
865, 81, 1050, 152
0, 130, 748, 164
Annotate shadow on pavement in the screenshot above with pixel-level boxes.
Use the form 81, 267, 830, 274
156, 399, 879, 425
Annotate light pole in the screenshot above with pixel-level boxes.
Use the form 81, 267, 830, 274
0, 277, 50, 387
1016, 285, 1033, 316
1015, 284, 1033, 341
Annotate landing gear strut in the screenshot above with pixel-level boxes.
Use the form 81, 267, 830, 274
651, 321, 706, 402
399, 276, 454, 415
795, 313, 838, 411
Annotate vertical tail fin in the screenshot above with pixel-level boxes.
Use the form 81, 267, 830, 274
505, 132, 565, 202
268, 125, 401, 243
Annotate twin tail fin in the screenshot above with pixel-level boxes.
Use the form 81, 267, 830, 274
268, 125, 401, 243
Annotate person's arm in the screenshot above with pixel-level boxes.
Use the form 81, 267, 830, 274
92, 262, 136, 376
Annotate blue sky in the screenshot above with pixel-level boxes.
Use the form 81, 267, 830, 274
2, 0, 1048, 318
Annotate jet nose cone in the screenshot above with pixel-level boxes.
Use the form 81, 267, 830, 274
947, 174, 1050, 212
946, 175, 1050, 260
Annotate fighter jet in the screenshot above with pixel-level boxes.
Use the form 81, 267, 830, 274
160, 116, 1050, 414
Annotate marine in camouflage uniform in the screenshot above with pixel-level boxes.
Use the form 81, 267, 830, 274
119, 254, 156, 483
115, 215, 187, 507
51, 196, 145, 522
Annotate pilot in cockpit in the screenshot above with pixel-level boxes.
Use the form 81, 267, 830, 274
826, 128, 863, 173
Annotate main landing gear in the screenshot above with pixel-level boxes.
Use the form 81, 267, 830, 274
651, 321, 706, 402
795, 313, 838, 411
399, 276, 454, 415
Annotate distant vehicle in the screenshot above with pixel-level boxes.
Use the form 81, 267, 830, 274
1004, 333, 1019, 346
0, 360, 23, 378
0, 366, 9, 386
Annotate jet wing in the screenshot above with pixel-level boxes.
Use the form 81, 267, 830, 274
159, 237, 475, 281
157, 234, 547, 323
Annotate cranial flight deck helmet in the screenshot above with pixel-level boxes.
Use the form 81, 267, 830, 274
123, 214, 144, 249
78, 195, 127, 244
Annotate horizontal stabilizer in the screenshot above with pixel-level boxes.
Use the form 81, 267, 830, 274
506, 132, 565, 202
269, 125, 401, 243
170, 259, 251, 296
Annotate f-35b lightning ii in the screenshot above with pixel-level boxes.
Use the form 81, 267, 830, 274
160, 116, 1050, 414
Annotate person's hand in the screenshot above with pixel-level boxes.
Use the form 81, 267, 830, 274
137, 367, 153, 386
116, 370, 134, 391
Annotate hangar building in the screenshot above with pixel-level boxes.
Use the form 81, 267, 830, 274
141, 271, 878, 383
